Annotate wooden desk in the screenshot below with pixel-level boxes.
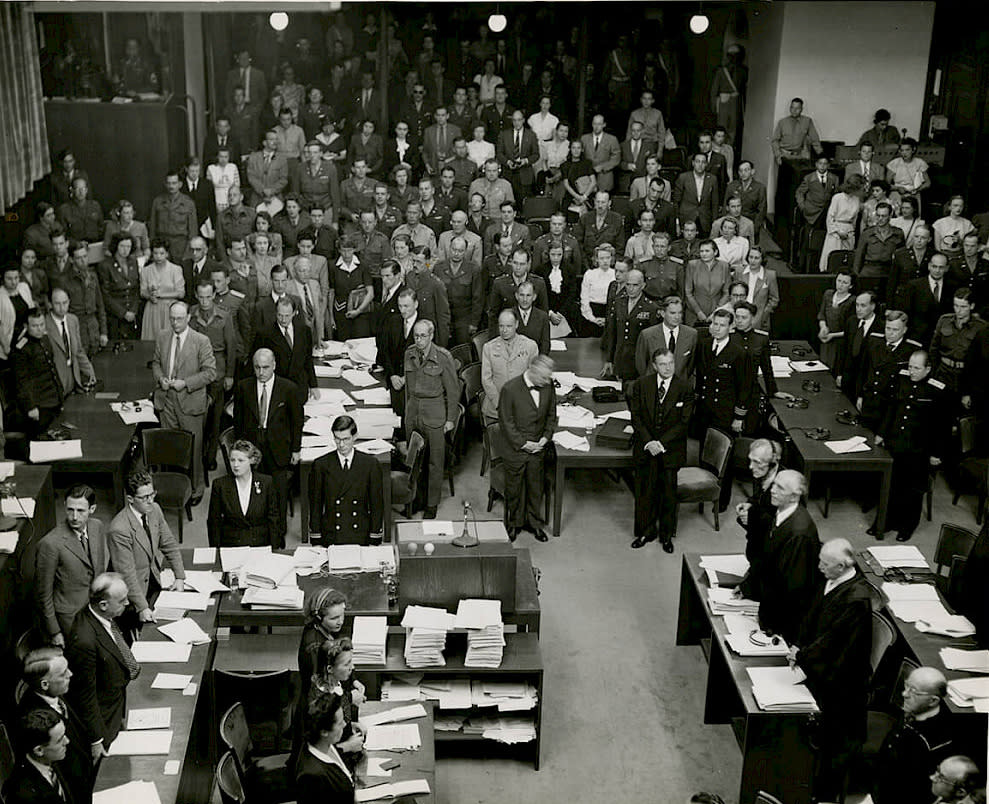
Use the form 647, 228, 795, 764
677, 553, 815, 804
93, 601, 219, 804
549, 338, 634, 537
357, 701, 436, 804
48, 341, 156, 508
769, 341, 893, 533
394, 518, 511, 544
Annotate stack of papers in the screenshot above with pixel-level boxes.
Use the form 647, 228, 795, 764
722, 613, 762, 635
463, 716, 536, 743
362, 723, 422, 751
1, 497, 35, 518
93, 781, 162, 804
130, 642, 192, 663
355, 780, 430, 803
381, 678, 425, 701
153, 591, 210, 612
457, 599, 505, 668
241, 586, 304, 609
421, 678, 472, 709
550, 339, 567, 351
126, 707, 171, 730
346, 337, 378, 365
471, 680, 539, 711
947, 677, 989, 709
707, 587, 759, 616
360, 703, 427, 727
314, 363, 343, 379
306, 390, 355, 410
242, 552, 297, 589
181, 571, 229, 595
111, 400, 159, 424
219, 546, 271, 572
435, 714, 466, 731
355, 439, 394, 455
868, 545, 929, 569
351, 616, 388, 665
326, 544, 397, 573
0, 531, 18, 553
106, 730, 173, 755
700, 554, 750, 588
916, 614, 977, 637
351, 407, 401, 430
825, 435, 871, 454
30, 439, 83, 462
342, 369, 378, 387
401, 606, 454, 668
746, 667, 819, 712
939, 648, 989, 673
352, 387, 392, 405
770, 356, 793, 378
553, 431, 590, 451
292, 546, 327, 575
191, 547, 216, 565
158, 618, 211, 645
318, 340, 348, 357
556, 404, 596, 429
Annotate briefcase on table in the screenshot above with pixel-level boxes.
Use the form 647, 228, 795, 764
595, 417, 633, 450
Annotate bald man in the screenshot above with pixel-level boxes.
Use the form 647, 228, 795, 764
790, 538, 874, 802
929, 756, 983, 804
874, 666, 955, 804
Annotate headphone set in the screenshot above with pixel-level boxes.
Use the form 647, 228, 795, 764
801, 379, 821, 394
835, 409, 860, 426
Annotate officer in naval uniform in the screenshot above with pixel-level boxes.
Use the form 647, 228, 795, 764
730, 301, 794, 434
855, 310, 920, 431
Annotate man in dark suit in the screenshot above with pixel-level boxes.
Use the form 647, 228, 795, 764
46, 290, 96, 398
902, 255, 955, 347
252, 265, 303, 347
698, 131, 729, 199
203, 115, 242, 167
790, 538, 874, 802
352, 71, 386, 133
496, 110, 540, 203
65, 573, 139, 756
673, 153, 719, 237
514, 281, 550, 355
181, 160, 215, 233
309, 415, 383, 545
854, 310, 919, 432
35, 485, 110, 648
603, 268, 660, 380
378, 288, 417, 418
836, 291, 879, 394
574, 191, 628, 258
630, 348, 694, 552
635, 295, 698, 382
482, 201, 531, 259
257, 295, 317, 404
948, 231, 989, 315
887, 225, 935, 308
725, 161, 768, 240
181, 237, 222, 305
618, 122, 655, 194
741, 470, 820, 644
794, 157, 839, 272
233, 348, 303, 548
421, 106, 461, 178
3, 708, 74, 804
19, 647, 96, 803
107, 471, 187, 625
487, 249, 549, 334
226, 49, 267, 107
497, 355, 557, 542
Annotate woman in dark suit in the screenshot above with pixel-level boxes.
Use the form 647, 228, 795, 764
535, 242, 581, 337
295, 694, 354, 804
207, 440, 279, 547
307, 638, 365, 772
97, 231, 142, 340
382, 120, 422, 182
347, 119, 384, 177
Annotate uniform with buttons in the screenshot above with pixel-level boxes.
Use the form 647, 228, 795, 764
13, 334, 64, 436
604, 294, 660, 380
930, 313, 986, 395
308, 449, 384, 545
731, 328, 776, 434
856, 332, 920, 428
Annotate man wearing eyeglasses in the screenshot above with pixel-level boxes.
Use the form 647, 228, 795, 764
873, 666, 955, 804
928, 756, 983, 804
107, 470, 186, 626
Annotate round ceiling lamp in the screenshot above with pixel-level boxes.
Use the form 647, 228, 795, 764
488, 13, 507, 34
269, 12, 289, 32
689, 14, 710, 34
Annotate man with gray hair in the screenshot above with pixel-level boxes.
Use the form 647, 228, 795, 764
874, 666, 955, 804
437, 210, 482, 266
736, 439, 782, 587
481, 309, 538, 422
789, 537, 874, 801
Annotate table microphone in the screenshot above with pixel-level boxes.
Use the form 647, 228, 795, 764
452, 499, 479, 548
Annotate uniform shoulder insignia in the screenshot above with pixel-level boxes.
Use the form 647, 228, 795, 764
869, 331, 885, 338
669, 256, 684, 264
229, 289, 245, 299
928, 378, 946, 389
15, 337, 27, 350
754, 329, 769, 336
906, 338, 922, 347
899, 369, 910, 376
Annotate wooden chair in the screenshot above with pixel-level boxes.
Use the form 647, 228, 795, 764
933, 522, 978, 597
142, 427, 194, 542
869, 610, 897, 683
478, 391, 491, 476
522, 195, 558, 233
390, 431, 426, 517
218, 699, 291, 801
460, 361, 483, 431
675, 428, 733, 530
216, 750, 247, 804
947, 555, 968, 609
826, 249, 855, 274
754, 793, 784, 804
952, 417, 988, 523
219, 426, 237, 476
471, 329, 493, 363
448, 343, 472, 372
444, 404, 466, 496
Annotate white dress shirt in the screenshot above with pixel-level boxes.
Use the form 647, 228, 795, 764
774, 501, 799, 527
824, 566, 856, 596
235, 475, 252, 515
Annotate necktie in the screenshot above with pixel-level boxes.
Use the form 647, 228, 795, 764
303, 285, 314, 320
110, 620, 141, 680
658, 380, 667, 404
440, 124, 446, 145
632, 140, 639, 160
668, 329, 676, 353
219, 136, 226, 147
342, 455, 350, 471
283, 325, 293, 347
49, 767, 63, 799
515, 131, 521, 157
78, 529, 89, 558
594, 135, 600, 152
265, 152, 272, 166
933, 280, 940, 302
141, 514, 153, 544
259, 381, 269, 428
168, 334, 180, 379
61, 320, 71, 366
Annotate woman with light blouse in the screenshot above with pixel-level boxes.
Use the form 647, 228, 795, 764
932, 195, 974, 258
103, 199, 150, 262
527, 96, 560, 173
467, 124, 496, 170
819, 175, 864, 272
580, 243, 617, 336
713, 217, 749, 270
890, 195, 926, 250
684, 238, 731, 325
139, 238, 185, 339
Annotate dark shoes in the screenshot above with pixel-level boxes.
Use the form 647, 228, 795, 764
662, 538, 674, 553
631, 536, 653, 549
895, 531, 913, 542
531, 528, 548, 542
190, 493, 204, 507
423, 506, 437, 519
507, 527, 519, 542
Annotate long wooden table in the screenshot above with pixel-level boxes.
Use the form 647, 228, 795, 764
677, 553, 816, 804
769, 341, 893, 533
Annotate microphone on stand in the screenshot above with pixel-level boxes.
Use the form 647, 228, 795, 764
452, 498, 479, 547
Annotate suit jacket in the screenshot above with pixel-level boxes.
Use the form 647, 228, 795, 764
755, 506, 821, 643
423, 123, 462, 175
351, 87, 386, 132
289, 278, 325, 341
17, 693, 90, 804
579, 132, 621, 192
628, 198, 678, 237
903, 276, 955, 347
181, 179, 214, 228
630, 372, 693, 468
2, 760, 74, 804
573, 211, 628, 258
619, 138, 656, 180
107, 503, 185, 613
226, 65, 268, 107
732, 267, 780, 331
348, 133, 384, 176
207, 472, 279, 548
181, 257, 223, 305
673, 171, 719, 235
843, 160, 884, 185
151, 327, 216, 415
857, 333, 920, 419
257, 317, 316, 395
381, 136, 422, 179
295, 748, 354, 804
309, 450, 383, 545
45, 313, 94, 396
483, 220, 531, 258
203, 129, 242, 167
497, 373, 558, 453
635, 323, 698, 382
253, 293, 302, 342
724, 178, 768, 235
245, 150, 289, 203
695, 338, 754, 430
487, 274, 548, 334
515, 306, 550, 355
233, 375, 303, 469
378, 312, 416, 381
35, 521, 109, 638
496, 128, 540, 186
837, 315, 879, 392
65, 607, 131, 746
795, 170, 839, 225
702, 150, 729, 197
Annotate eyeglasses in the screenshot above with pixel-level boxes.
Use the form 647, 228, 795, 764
133, 491, 157, 502
903, 684, 933, 697
931, 770, 959, 788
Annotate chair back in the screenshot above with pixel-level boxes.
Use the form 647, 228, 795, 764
869, 610, 897, 680
610, 196, 632, 221
460, 362, 482, 405
449, 343, 472, 371
662, 146, 687, 170
486, 420, 511, 463
445, 403, 465, 459
934, 523, 978, 575
14, 628, 43, 663
826, 249, 855, 274
142, 428, 195, 475
216, 750, 247, 804
754, 793, 784, 804
0, 722, 15, 793
471, 329, 493, 362
527, 223, 544, 241
699, 428, 733, 481
405, 431, 427, 491
219, 701, 253, 769
522, 195, 557, 222
958, 416, 979, 455
947, 555, 968, 607
219, 427, 237, 476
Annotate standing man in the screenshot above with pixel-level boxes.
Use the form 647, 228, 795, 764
497, 355, 557, 542
246, 130, 290, 207
855, 310, 918, 432
107, 470, 187, 625
378, 288, 418, 419
232, 348, 302, 548
771, 98, 823, 255
930, 288, 986, 409
35, 485, 109, 647
437, 210, 482, 266
296, 140, 340, 219
635, 295, 697, 381
151, 301, 217, 505
888, 225, 935, 309
618, 121, 655, 195
640, 233, 684, 303
630, 348, 693, 552
724, 160, 768, 241
405, 246, 451, 347
467, 159, 515, 221
626, 89, 665, 153
836, 291, 879, 393
497, 110, 539, 204
580, 115, 621, 193
487, 248, 548, 334
404, 319, 459, 518
57, 177, 104, 244
673, 153, 719, 237
853, 201, 905, 294
287, 257, 324, 341
309, 415, 383, 546
481, 309, 538, 423
731, 301, 793, 433
901, 254, 955, 347
532, 212, 582, 275
181, 237, 220, 305
13, 309, 64, 438
602, 268, 659, 380
226, 49, 267, 107
256, 295, 317, 405
422, 106, 461, 177
433, 236, 483, 346
65, 573, 139, 757
794, 156, 839, 273
53, 241, 107, 357
514, 281, 551, 356
46, 287, 96, 397
697, 130, 729, 199
482, 200, 531, 259
149, 170, 198, 263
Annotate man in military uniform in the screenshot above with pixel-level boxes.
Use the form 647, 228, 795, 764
189, 278, 237, 473
602, 268, 659, 381
948, 232, 989, 315
695, 307, 754, 510
53, 241, 107, 356
13, 310, 64, 437
217, 186, 256, 252
208, 264, 250, 377
433, 236, 484, 346
855, 309, 919, 432
930, 287, 986, 410
874, 350, 946, 542
339, 158, 376, 235
531, 213, 582, 275
404, 319, 460, 518
437, 210, 482, 266
640, 232, 685, 303
56, 177, 104, 244
487, 249, 548, 336
670, 220, 702, 263
405, 248, 451, 348
481, 232, 514, 309
370, 184, 402, 239
149, 170, 197, 263
355, 210, 392, 298
730, 301, 793, 434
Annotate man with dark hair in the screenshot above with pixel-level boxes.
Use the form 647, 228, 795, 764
948, 231, 989, 313
46, 287, 96, 397
854, 200, 905, 291
433, 236, 484, 346
724, 160, 767, 238
487, 249, 548, 335
855, 309, 919, 433
483, 200, 530, 258
901, 254, 955, 347
496, 110, 539, 203
246, 129, 290, 207
203, 113, 242, 166
309, 415, 383, 545
295, 141, 340, 218
57, 176, 104, 244
149, 170, 197, 262
52, 241, 107, 356
836, 291, 879, 393
2, 708, 72, 804
13, 309, 64, 437
697, 130, 728, 199
378, 288, 418, 418
931, 287, 987, 403
35, 485, 108, 647
795, 156, 839, 273
673, 153, 719, 237
635, 295, 697, 381
888, 225, 936, 308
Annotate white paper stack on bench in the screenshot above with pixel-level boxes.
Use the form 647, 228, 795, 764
916, 614, 977, 638
940, 648, 989, 674
293, 545, 327, 575
361, 544, 397, 572
868, 544, 929, 569
219, 545, 271, 572
401, 606, 454, 668
471, 680, 538, 711
707, 587, 759, 616
242, 552, 297, 589
153, 591, 210, 612
770, 356, 792, 378
947, 677, 989, 709
463, 716, 536, 743
700, 554, 750, 587
746, 667, 819, 712
241, 586, 304, 609
881, 581, 952, 623
352, 616, 388, 665
181, 570, 229, 595
355, 780, 430, 803
346, 337, 378, 366
93, 780, 163, 804
456, 599, 505, 668
363, 723, 421, 751
360, 703, 427, 727
326, 544, 363, 572
157, 618, 211, 645
381, 679, 424, 701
